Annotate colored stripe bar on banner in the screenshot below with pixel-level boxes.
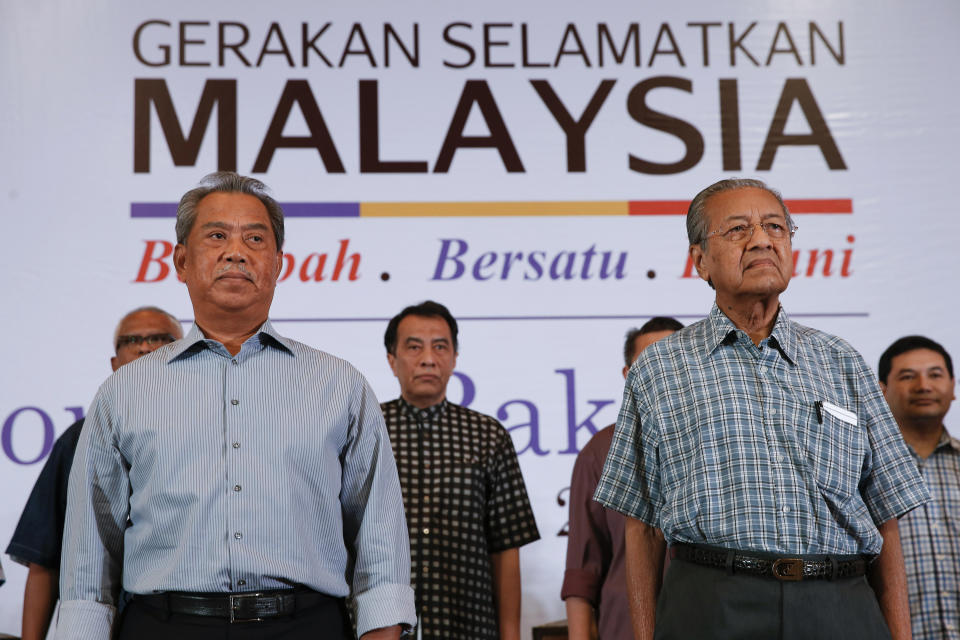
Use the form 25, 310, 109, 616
131, 199, 852, 218
131, 203, 178, 218
361, 201, 624, 217
628, 199, 853, 215
283, 202, 359, 217
130, 202, 359, 218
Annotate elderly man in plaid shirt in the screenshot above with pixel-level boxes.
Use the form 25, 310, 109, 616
879, 336, 958, 639
595, 178, 929, 640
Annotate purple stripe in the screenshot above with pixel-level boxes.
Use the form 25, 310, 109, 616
282, 202, 358, 217
131, 203, 178, 218
131, 202, 359, 218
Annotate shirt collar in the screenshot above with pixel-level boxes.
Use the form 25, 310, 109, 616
167, 319, 294, 362
938, 428, 960, 453
903, 428, 957, 460
704, 303, 797, 364
397, 396, 449, 423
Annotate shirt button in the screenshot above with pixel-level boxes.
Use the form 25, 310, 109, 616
769, 408, 777, 416
422, 527, 430, 535
231, 399, 239, 406
758, 366, 767, 374
782, 506, 791, 514
234, 532, 243, 540
776, 452, 785, 463
232, 359, 238, 365
233, 442, 241, 449
237, 579, 246, 586
234, 485, 242, 492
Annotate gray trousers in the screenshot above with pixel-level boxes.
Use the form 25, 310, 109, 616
655, 557, 892, 640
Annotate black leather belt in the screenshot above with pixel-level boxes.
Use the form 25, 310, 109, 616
671, 544, 869, 581
135, 589, 335, 623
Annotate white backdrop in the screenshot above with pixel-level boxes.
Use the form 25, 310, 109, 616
2, 1, 959, 637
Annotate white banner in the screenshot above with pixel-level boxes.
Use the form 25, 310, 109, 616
2, 1, 959, 636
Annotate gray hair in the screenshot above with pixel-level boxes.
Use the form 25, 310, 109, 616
686, 178, 793, 247
113, 306, 184, 352
176, 171, 285, 249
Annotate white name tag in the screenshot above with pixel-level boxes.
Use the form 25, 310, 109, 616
822, 401, 857, 426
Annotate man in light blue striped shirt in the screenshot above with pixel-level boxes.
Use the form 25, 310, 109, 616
56, 172, 416, 640
595, 179, 928, 640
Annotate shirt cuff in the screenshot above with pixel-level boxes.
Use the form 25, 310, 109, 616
353, 582, 417, 637
54, 599, 115, 640
560, 568, 600, 604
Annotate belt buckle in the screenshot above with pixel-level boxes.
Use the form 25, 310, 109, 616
772, 558, 805, 581
229, 592, 266, 623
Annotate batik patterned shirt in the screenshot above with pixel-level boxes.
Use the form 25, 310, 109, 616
381, 398, 540, 640
595, 304, 928, 556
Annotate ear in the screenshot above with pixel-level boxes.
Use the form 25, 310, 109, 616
110, 355, 120, 372
173, 243, 188, 283
879, 380, 888, 395
689, 243, 711, 283
622, 364, 630, 379
387, 352, 399, 378
274, 251, 284, 281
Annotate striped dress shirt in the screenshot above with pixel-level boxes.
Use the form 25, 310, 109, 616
900, 430, 960, 639
56, 322, 416, 639
595, 304, 929, 555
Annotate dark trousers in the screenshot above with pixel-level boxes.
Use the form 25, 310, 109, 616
655, 557, 892, 640
116, 595, 350, 640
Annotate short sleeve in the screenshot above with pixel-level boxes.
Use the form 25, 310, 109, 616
6, 419, 84, 569
484, 425, 540, 553
854, 353, 929, 523
594, 369, 661, 526
561, 428, 613, 604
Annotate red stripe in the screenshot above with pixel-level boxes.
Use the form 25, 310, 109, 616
783, 198, 852, 213
628, 198, 853, 215
628, 200, 689, 215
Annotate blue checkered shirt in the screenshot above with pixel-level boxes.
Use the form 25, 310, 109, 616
595, 304, 929, 556
900, 430, 960, 639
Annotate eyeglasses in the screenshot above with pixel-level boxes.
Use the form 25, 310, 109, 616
705, 221, 798, 244
116, 333, 177, 350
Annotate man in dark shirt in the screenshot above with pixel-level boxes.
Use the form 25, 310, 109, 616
562, 317, 682, 640
381, 300, 540, 640
6, 306, 183, 640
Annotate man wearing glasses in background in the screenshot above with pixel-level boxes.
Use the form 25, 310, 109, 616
6, 306, 182, 640
595, 178, 928, 639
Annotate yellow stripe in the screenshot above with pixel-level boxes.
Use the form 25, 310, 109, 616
360, 201, 627, 217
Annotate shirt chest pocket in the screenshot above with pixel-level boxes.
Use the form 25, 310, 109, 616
801, 400, 866, 508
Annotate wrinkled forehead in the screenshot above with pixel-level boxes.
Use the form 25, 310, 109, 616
705, 187, 787, 224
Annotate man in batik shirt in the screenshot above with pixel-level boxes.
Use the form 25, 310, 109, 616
382, 300, 540, 640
